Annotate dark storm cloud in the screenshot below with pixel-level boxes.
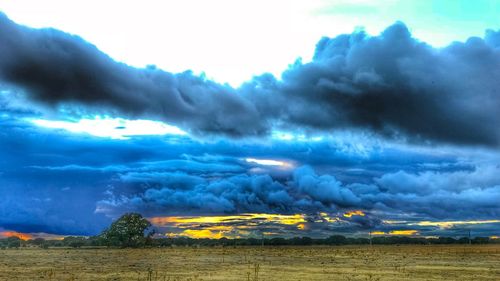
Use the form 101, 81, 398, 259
0, 13, 265, 137
242, 22, 500, 145
1, 13, 500, 145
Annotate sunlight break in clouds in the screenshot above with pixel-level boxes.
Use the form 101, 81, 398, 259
371, 230, 419, 236
245, 158, 293, 168
414, 220, 500, 229
31, 117, 186, 139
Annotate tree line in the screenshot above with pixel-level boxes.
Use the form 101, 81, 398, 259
1, 213, 498, 249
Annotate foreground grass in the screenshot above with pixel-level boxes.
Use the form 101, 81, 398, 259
0, 245, 499, 280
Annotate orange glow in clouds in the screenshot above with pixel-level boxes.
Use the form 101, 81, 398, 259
343, 210, 365, 218
371, 230, 419, 236
0, 231, 33, 241
297, 223, 306, 230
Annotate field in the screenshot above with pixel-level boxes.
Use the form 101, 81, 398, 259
0, 245, 499, 281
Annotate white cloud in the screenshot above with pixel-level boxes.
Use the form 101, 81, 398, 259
245, 158, 292, 168
31, 117, 186, 139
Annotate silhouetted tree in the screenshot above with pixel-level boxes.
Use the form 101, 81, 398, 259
99, 213, 153, 248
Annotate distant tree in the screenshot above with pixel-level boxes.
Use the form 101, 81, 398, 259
86, 236, 104, 247
63, 236, 87, 248
473, 237, 490, 244
299, 236, 313, 245
32, 238, 45, 246
436, 237, 456, 244
99, 213, 153, 248
326, 235, 346, 245
246, 238, 260, 246
457, 237, 470, 244
289, 237, 302, 245
269, 237, 287, 245
219, 237, 229, 246
6, 237, 21, 248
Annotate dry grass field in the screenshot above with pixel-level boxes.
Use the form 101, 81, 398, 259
0, 245, 499, 281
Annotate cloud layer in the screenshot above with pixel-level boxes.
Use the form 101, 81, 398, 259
97, 163, 500, 222
1, 13, 500, 145
0, 110, 499, 236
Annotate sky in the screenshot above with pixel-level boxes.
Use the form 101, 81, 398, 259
0, 0, 499, 240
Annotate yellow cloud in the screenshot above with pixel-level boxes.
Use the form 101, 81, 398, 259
343, 210, 365, 218
152, 213, 307, 239
181, 229, 223, 239
319, 212, 341, 223
150, 213, 306, 226
371, 230, 419, 236
415, 220, 500, 229
389, 230, 418, 236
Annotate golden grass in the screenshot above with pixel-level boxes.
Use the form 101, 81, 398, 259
0, 245, 499, 280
